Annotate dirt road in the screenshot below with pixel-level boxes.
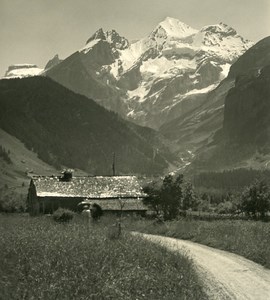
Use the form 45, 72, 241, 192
134, 233, 270, 300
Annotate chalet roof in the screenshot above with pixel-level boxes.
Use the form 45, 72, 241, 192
32, 176, 146, 199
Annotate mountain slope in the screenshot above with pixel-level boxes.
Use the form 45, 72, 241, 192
187, 37, 270, 172
228, 36, 270, 78
44, 17, 252, 129
223, 64, 270, 146
0, 128, 57, 188
160, 37, 270, 170
43, 30, 126, 116
0, 128, 60, 211
0, 77, 175, 175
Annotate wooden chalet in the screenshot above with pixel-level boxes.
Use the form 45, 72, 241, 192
28, 172, 147, 216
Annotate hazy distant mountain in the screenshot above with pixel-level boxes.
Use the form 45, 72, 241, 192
44, 17, 252, 129
3, 55, 61, 79
0, 77, 175, 175
4, 64, 43, 78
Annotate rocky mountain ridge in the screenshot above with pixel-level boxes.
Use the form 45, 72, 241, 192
3, 18, 252, 130
42, 17, 253, 128
44, 54, 62, 70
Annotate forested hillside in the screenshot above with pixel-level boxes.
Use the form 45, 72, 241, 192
0, 77, 175, 175
193, 169, 270, 190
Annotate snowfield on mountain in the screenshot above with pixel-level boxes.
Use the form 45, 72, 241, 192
85, 17, 253, 128
41, 17, 253, 129
4, 64, 43, 78
4, 17, 253, 130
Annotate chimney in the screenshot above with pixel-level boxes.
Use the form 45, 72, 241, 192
61, 170, 73, 182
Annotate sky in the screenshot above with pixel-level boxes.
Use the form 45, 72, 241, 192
0, 0, 269, 76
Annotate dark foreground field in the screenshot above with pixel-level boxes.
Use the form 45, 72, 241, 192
0, 214, 206, 300
128, 218, 270, 268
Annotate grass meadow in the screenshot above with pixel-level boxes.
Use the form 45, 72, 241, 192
127, 218, 270, 268
0, 214, 207, 300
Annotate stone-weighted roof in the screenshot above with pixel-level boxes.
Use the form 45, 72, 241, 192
32, 175, 146, 199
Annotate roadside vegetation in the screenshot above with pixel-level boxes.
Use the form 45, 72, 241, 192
143, 174, 270, 221
130, 174, 270, 269
127, 218, 270, 269
0, 214, 207, 300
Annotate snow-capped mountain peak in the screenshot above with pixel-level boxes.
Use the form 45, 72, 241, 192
73, 17, 254, 128
150, 17, 198, 39
105, 30, 129, 50
42, 17, 254, 129
156, 17, 198, 39
82, 28, 129, 53
193, 22, 253, 61
200, 22, 238, 37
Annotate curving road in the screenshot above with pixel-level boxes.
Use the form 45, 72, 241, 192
134, 233, 270, 300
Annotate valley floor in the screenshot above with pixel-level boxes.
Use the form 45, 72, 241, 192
0, 214, 206, 300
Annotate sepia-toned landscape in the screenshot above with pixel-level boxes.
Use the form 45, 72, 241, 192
1, 1, 270, 299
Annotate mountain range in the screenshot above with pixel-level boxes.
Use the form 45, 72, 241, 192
44, 17, 252, 129
2, 17, 269, 176
4, 17, 252, 130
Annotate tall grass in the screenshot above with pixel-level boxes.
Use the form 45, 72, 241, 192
0, 214, 207, 300
127, 218, 270, 268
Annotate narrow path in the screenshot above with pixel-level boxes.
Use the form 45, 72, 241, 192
133, 233, 270, 300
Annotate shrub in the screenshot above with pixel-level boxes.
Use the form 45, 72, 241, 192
143, 174, 184, 220
0, 190, 26, 213
52, 208, 74, 223
144, 175, 199, 220
241, 180, 270, 220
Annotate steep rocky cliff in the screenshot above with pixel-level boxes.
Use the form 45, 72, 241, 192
223, 64, 270, 146
185, 37, 270, 172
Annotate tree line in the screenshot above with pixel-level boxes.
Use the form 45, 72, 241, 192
193, 168, 270, 190
143, 174, 270, 221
